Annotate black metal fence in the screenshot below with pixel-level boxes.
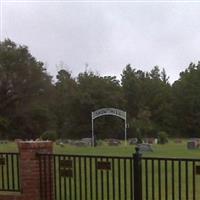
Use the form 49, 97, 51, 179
38, 149, 200, 200
0, 152, 20, 192
38, 154, 134, 200
142, 157, 200, 200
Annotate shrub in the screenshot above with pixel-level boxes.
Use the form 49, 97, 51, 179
41, 130, 57, 141
158, 131, 168, 144
136, 129, 143, 144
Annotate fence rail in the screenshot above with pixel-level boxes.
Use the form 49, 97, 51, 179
0, 152, 20, 192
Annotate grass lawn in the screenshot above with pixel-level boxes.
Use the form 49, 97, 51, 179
54, 140, 200, 158
1, 139, 200, 158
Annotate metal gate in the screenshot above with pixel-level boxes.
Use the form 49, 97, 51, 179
38, 148, 200, 200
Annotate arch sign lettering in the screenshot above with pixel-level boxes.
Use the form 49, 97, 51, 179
91, 108, 127, 146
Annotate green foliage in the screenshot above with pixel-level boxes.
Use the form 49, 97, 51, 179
121, 64, 173, 137
172, 62, 200, 137
0, 39, 55, 139
136, 129, 143, 144
1, 39, 200, 140
41, 130, 57, 141
158, 131, 168, 144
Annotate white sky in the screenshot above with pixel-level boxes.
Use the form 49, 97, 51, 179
1, 1, 200, 83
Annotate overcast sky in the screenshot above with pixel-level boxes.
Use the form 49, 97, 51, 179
1, 1, 200, 83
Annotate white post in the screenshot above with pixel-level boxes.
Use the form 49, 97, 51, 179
91, 112, 94, 147
125, 112, 127, 146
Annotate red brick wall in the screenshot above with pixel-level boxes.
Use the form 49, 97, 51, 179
0, 141, 53, 200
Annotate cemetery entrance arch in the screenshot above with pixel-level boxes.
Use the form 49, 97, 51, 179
91, 108, 127, 146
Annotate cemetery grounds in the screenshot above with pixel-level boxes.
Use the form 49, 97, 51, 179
1, 139, 200, 157
1, 139, 200, 199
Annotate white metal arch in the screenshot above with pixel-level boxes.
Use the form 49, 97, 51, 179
91, 108, 127, 146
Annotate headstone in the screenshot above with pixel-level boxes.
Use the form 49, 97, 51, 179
68, 140, 76, 145
137, 143, 153, 152
129, 138, 138, 145
187, 141, 198, 149
59, 142, 64, 147
191, 138, 200, 147
148, 138, 155, 144
154, 138, 158, 144
56, 139, 63, 145
73, 140, 87, 147
63, 139, 72, 144
107, 139, 121, 146
144, 138, 157, 144
81, 138, 92, 146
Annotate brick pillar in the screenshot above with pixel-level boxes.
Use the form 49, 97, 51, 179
18, 141, 53, 200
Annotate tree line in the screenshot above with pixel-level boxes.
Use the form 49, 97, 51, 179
0, 39, 200, 140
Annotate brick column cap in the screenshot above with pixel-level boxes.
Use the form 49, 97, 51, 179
17, 141, 53, 149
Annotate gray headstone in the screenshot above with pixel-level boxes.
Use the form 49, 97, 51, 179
73, 140, 87, 147
129, 138, 138, 145
137, 143, 153, 152
62, 139, 69, 144
108, 139, 121, 146
144, 138, 157, 144
59, 142, 64, 147
81, 138, 92, 146
187, 141, 197, 149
